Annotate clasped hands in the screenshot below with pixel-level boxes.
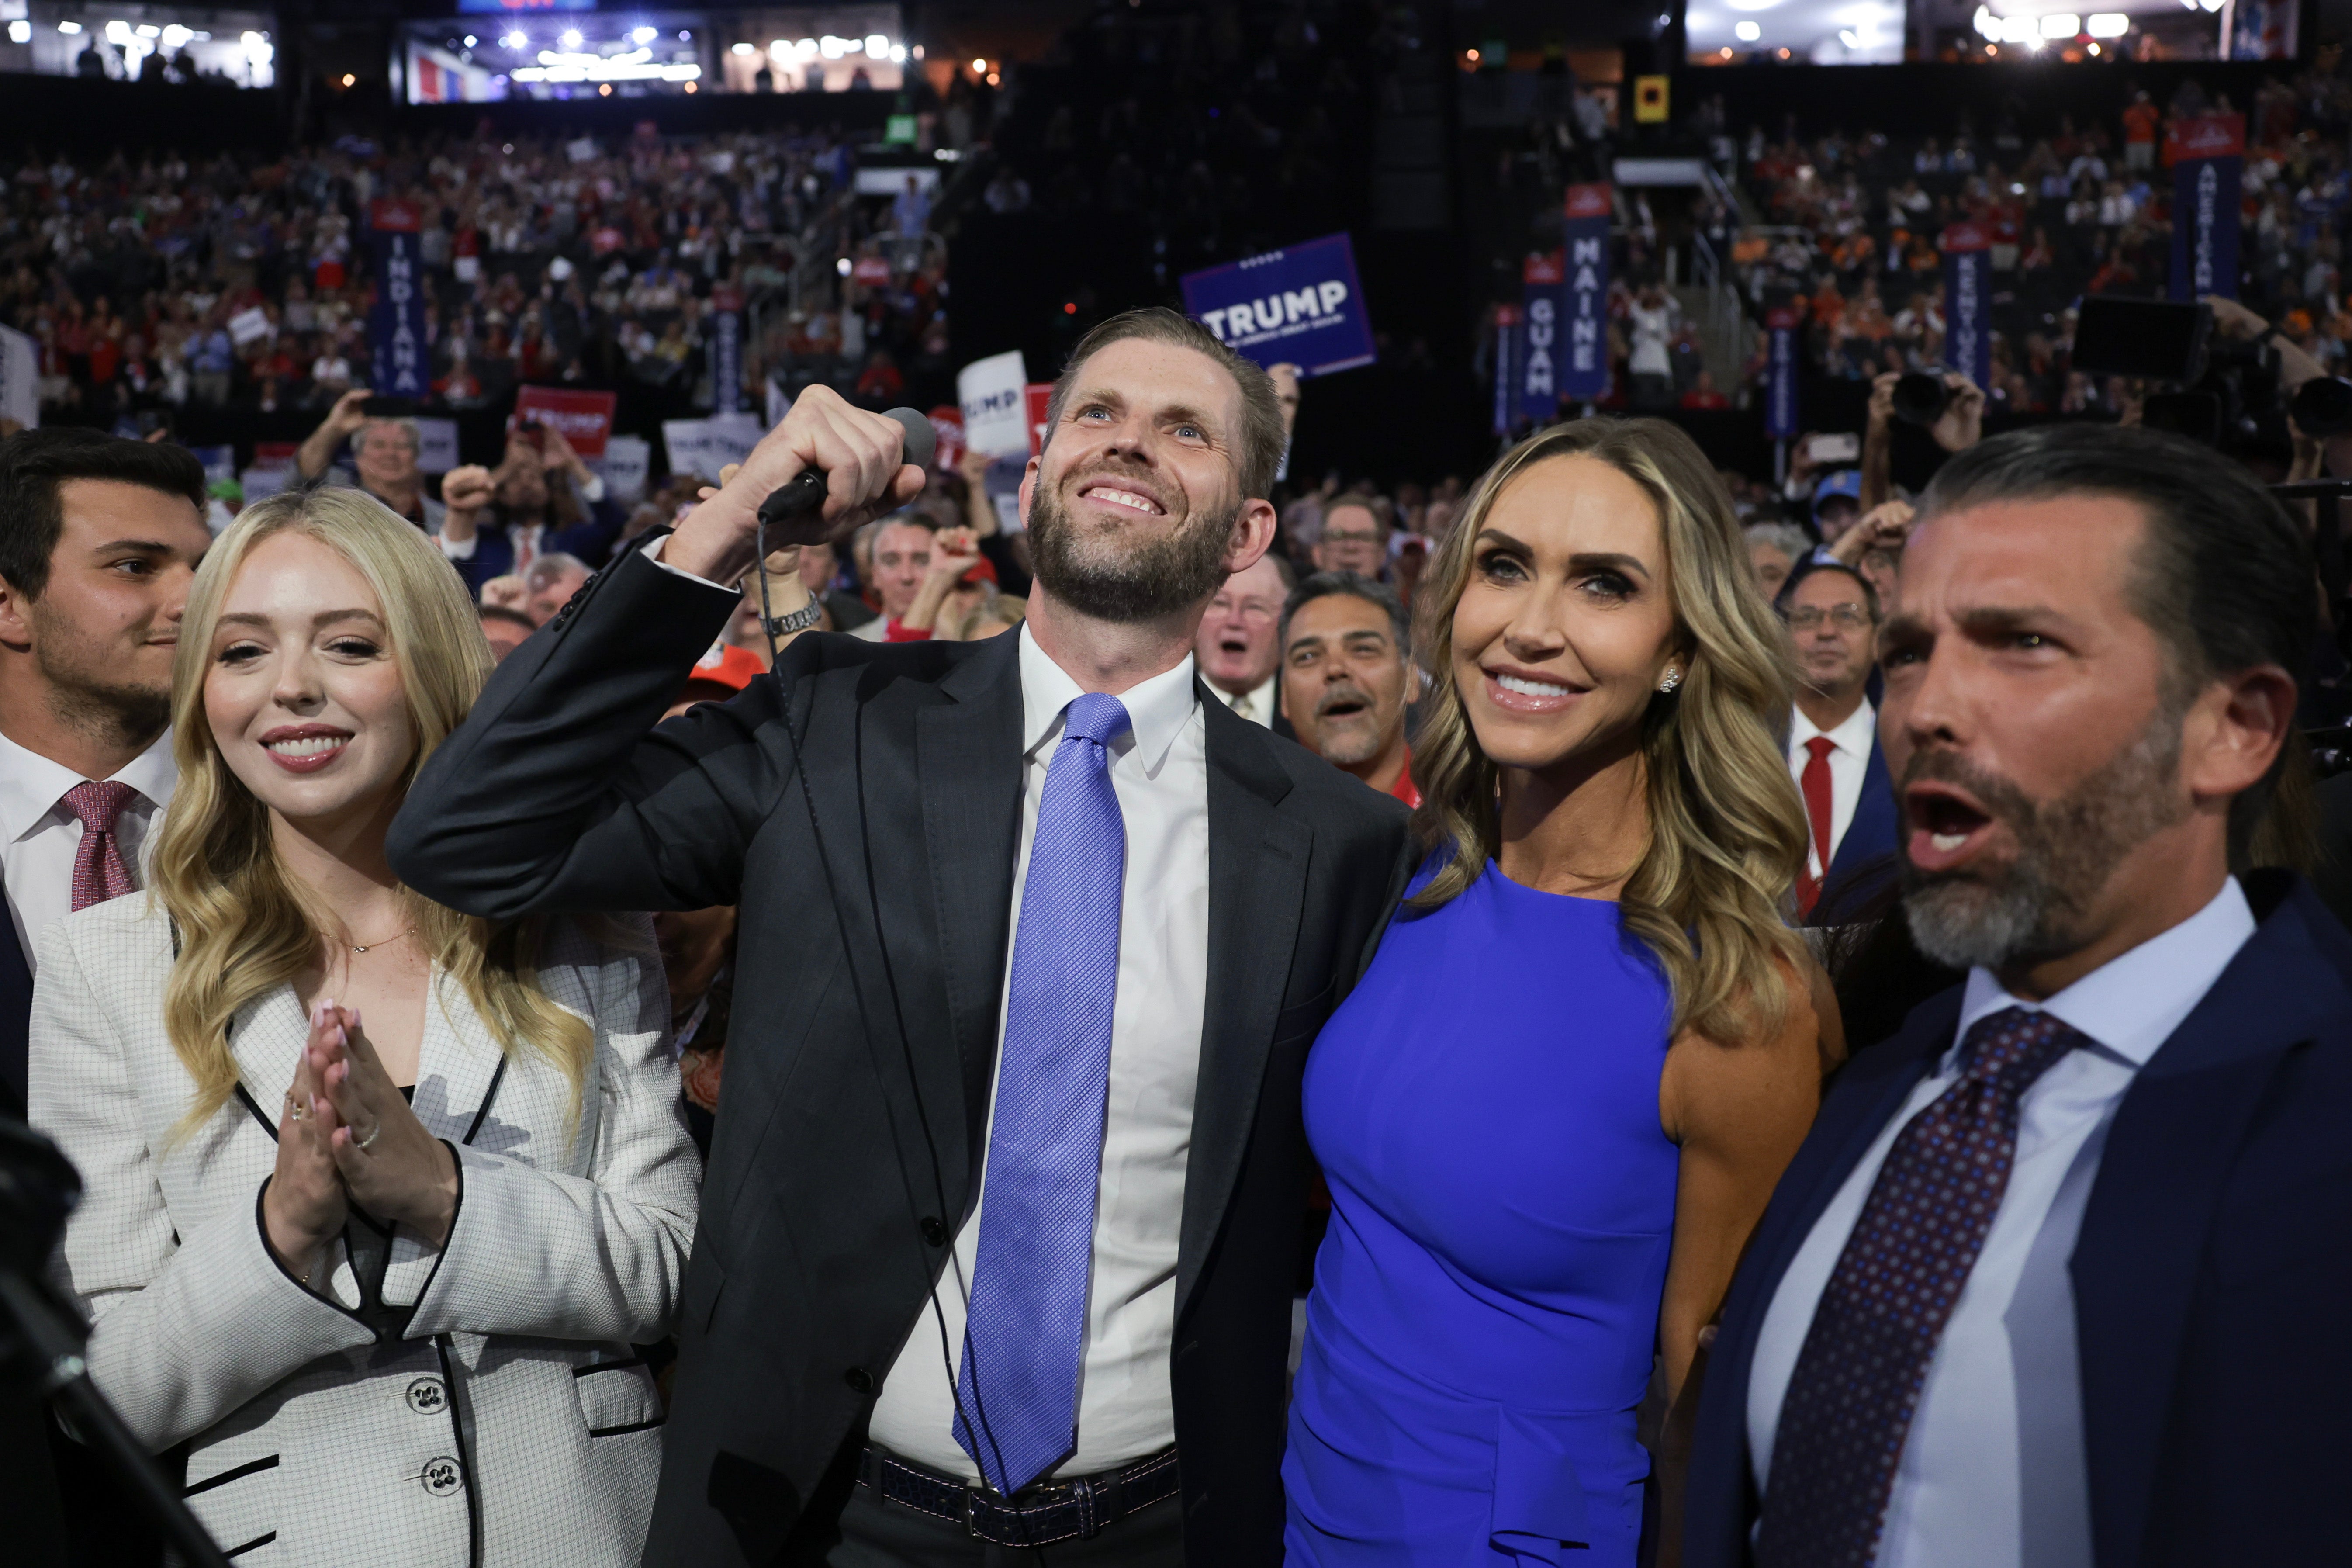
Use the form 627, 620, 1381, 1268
261, 1000, 460, 1290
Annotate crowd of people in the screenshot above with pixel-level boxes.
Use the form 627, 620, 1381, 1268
1, 118, 951, 434
1714, 63, 2352, 413
4, 278, 2347, 1568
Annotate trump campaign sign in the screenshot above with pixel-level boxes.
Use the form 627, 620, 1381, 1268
958, 350, 1032, 459
1181, 233, 1375, 378
514, 386, 617, 459
2169, 114, 2244, 302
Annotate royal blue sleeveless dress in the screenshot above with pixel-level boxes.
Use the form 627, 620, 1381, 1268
1283, 858, 1679, 1567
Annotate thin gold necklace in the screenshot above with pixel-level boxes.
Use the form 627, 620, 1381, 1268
347, 927, 412, 955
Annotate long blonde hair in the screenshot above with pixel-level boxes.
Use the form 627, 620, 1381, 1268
1409, 418, 1810, 1042
152, 486, 593, 1135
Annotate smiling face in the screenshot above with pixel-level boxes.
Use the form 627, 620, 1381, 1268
1020, 335, 1264, 624
1282, 590, 1411, 772
1878, 495, 2191, 972
353, 422, 419, 496
1450, 455, 1680, 775
1196, 553, 1286, 694
2, 478, 211, 743
204, 530, 416, 830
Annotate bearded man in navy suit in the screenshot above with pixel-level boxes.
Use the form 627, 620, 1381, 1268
1684, 424, 2352, 1568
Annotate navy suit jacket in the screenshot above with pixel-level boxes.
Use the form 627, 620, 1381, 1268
1684, 870, 2352, 1567
1805, 733, 1899, 927
450, 495, 628, 596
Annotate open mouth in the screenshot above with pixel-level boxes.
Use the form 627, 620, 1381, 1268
1905, 782, 1996, 872
1218, 635, 1250, 657
1318, 693, 1371, 721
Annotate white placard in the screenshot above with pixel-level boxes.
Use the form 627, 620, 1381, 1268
661, 414, 765, 484
412, 417, 459, 475
766, 376, 792, 429
593, 434, 650, 503
0, 324, 38, 430
957, 350, 1030, 459
227, 306, 273, 346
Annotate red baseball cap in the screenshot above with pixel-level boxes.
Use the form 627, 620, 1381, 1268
678, 642, 765, 699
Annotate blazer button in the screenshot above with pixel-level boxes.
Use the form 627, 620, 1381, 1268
405, 1376, 447, 1415
920, 1217, 948, 1246
420, 1455, 464, 1497
844, 1367, 875, 1394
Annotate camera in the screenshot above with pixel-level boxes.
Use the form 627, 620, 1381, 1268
1891, 373, 1951, 428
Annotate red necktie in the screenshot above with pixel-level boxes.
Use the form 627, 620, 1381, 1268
1795, 735, 1837, 918
61, 781, 140, 912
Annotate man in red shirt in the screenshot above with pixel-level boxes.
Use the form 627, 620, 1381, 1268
1278, 572, 1421, 807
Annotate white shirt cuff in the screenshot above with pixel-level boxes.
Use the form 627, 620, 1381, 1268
578, 471, 607, 503
641, 533, 738, 592
437, 531, 478, 561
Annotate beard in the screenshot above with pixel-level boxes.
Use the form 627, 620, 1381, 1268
1313, 683, 1388, 766
30, 601, 172, 749
1900, 710, 2188, 973
1027, 464, 1239, 624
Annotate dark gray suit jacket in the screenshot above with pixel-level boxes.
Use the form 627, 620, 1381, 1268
386, 539, 1412, 1566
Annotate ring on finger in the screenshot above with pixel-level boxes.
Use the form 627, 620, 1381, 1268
354, 1123, 382, 1152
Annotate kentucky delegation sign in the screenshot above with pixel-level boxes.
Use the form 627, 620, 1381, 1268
1182, 233, 1376, 378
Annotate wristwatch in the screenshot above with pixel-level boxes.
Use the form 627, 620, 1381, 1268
763, 599, 823, 637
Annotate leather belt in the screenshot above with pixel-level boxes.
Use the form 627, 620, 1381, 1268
855, 1443, 1181, 1547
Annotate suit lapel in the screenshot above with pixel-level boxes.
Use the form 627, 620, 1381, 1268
410, 972, 508, 1146
916, 632, 1025, 1187
1827, 737, 1899, 887
2073, 883, 2342, 1567
228, 986, 314, 1111
1705, 988, 1961, 1468
1177, 695, 1308, 1316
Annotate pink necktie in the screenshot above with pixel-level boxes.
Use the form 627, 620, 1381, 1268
61, 781, 140, 912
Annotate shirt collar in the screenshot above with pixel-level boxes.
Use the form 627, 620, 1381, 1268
1954, 875, 2258, 1069
0, 726, 177, 846
1017, 624, 1198, 774
1792, 696, 1875, 756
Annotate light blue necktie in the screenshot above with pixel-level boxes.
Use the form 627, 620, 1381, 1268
954, 692, 1131, 1495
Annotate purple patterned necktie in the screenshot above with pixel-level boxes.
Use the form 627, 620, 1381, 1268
1757, 1005, 2085, 1568
953, 692, 1131, 1495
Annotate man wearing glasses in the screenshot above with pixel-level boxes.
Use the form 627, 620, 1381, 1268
1311, 495, 1390, 581
1779, 557, 1899, 923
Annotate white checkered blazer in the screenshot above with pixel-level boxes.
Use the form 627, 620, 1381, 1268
28, 896, 701, 1567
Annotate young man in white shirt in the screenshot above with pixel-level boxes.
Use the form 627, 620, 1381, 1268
1778, 558, 1897, 922
0, 425, 208, 1568
1685, 423, 2348, 1568
0, 428, 209, 1108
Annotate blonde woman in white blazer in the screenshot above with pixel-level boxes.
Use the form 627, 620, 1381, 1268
28, 487, 699, 1567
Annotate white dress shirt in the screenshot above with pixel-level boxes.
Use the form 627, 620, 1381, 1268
0, 727, 176, 971
1788, 698, 1875, 882
1211, 672, 1279, 729
1747, 877, 2257, 1568
867, 625, 1210, 1479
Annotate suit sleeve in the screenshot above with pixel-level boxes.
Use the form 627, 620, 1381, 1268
387, 538, 800, 921
28, 924, 376, 1453
397, 924, 700, 1344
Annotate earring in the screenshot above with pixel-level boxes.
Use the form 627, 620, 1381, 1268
1658, 667, 1682, 694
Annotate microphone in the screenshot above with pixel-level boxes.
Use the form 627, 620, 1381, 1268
755, 406, 938, 534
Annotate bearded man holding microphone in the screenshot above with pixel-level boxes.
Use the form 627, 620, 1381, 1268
388, 308, 1410, 1567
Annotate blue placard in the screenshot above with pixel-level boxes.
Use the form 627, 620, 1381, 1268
1560, 182, 1612, 401
1493, 305, 1522, 437
367, 203, 428, 401
1520, 252, 1565, 425
1942, 223, 1993, 398
712, 303, 742, 415
457, 0, 597, 13
2169, 115, 2244, 302
1182, 233, 1375, 379
1765, 308, 1800, 440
